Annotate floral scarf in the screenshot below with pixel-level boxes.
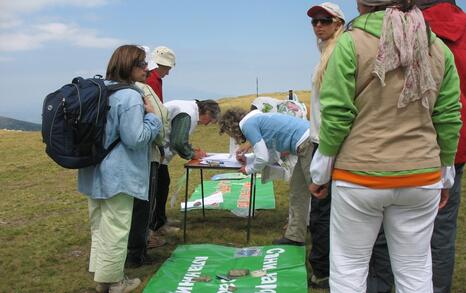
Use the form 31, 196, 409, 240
373, 7, 437, 109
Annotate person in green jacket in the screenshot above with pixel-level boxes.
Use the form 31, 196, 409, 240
309, 0, 461, 292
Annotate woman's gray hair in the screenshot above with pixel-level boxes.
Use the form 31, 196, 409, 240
195, 99, 221, 122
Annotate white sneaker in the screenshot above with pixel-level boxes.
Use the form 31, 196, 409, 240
109, 276, 141, 293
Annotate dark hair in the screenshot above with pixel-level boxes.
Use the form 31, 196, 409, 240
106, 45, 145, 83
219, 108, 247, 144
366, 0, 415, 12
416, 0, 456, 10
196, 99, 221, 121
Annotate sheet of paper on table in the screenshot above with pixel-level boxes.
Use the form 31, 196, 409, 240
200, 153, 242, 168
181, 191, 224, 209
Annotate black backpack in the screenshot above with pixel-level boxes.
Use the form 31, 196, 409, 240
42, 76, 139, 169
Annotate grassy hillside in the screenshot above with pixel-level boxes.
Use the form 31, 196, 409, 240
0, 116, 41, 131
0, 92, 465, 292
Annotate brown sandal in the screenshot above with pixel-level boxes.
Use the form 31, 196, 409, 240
147, 234, 167, 249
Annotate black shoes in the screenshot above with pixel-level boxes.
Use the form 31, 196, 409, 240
125, 254, 156, 269
272, 237, 305, 246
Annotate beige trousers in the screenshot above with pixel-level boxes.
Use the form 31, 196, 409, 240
88, 193, 134, 283
284, 138, 314, 242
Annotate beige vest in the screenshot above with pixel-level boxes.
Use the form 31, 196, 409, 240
334, 29, 445, 172
135, 82, 170, 163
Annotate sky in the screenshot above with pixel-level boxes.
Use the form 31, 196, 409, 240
0, 0, 464, 123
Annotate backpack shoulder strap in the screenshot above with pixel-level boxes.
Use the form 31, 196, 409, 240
106, 137, 121, 153
107, 83, 142, 95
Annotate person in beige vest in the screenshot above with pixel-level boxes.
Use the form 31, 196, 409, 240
308, 0, 461, 292
126, 80, 170, 268
125, 46, 171, 269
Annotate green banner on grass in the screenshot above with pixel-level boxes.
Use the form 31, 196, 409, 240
144, 244, 308, 293
182, 178, 275, 213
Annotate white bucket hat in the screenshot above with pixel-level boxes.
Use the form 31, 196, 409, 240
307, 2, 346, 23
150, 46, 176, 69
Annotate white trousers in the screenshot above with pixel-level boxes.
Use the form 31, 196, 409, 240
88, 193, 134, 283
330, 181, 440, 293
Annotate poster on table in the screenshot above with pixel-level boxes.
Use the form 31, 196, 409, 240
144, 244, 308, 293
181, 176, 275, 216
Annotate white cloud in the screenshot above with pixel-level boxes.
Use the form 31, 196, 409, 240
0, 22, 124, 51
0, 32, 43, 51
0, 0, 120, 51
0, 17, 23, 30
1, 0, 109, 15
0, 0, 109, 28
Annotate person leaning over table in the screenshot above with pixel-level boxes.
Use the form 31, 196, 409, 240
146, 99, 221, 248
219, 108, 314, 246
234, 95, 308, 182
308, 0, 461, 292
78, 44, 162, 293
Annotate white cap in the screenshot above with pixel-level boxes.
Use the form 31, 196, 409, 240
150, 46, 176, 69
307, 2, 345, 23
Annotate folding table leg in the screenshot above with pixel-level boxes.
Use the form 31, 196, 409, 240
183, 167, 190, 243
252, 173, 257, 218
247, 173, 254, 243
200, 169, 205, 218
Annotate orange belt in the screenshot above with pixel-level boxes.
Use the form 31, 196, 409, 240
332, 169, 441, 189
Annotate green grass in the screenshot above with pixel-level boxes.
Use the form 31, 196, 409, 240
0, 92, 465, 292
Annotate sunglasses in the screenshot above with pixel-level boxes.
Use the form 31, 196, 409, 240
134, 60, 148, 69
312, 17, 334, 26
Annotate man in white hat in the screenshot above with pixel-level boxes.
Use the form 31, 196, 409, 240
142, 46, 178, 250
146, 46, 176, 103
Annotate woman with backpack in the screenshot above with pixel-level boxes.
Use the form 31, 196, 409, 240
78, 45, 162, 293
309, 0, 461, 292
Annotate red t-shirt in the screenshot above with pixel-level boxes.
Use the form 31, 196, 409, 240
146, 70, 163, 102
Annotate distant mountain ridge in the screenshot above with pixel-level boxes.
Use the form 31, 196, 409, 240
0, 116, 41, 131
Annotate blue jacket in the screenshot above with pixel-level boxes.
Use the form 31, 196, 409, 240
241, 110, 308, 154
78, 87, 161, 200
240, 110, 309, 174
